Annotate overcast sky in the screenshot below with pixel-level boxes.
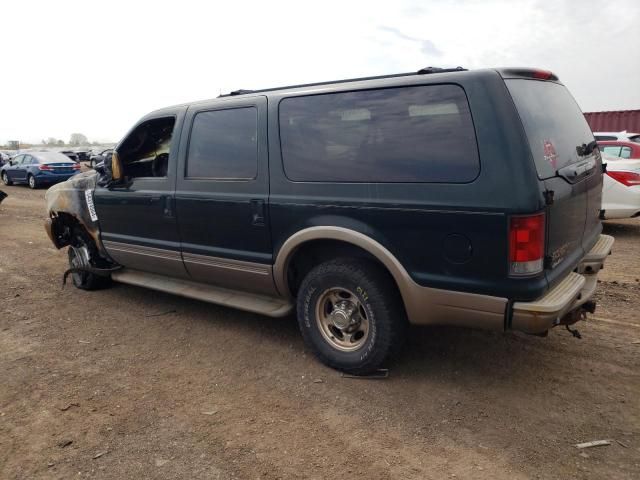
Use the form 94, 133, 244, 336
2, 0, 639, 145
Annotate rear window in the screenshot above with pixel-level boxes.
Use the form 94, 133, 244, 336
279, 84, 480, 183
506, 80, 595, 179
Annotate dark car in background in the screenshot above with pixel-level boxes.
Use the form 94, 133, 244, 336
44, 67, 613, 374
89, 148, 113, 168
1, 151, 81, 188
60, 151, 79, 162
75, 150, 90, 162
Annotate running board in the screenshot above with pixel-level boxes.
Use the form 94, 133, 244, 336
111, 269, 293, 317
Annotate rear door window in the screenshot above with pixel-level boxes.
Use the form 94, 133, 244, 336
506, 80, 595, 179
279, 84, 480, 183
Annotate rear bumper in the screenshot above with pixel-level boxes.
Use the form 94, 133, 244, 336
511, 234, 614, 334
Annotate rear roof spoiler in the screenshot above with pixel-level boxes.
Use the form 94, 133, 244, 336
497, 68, 559, 81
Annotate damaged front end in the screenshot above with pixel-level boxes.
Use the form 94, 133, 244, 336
44, 170, 109, 260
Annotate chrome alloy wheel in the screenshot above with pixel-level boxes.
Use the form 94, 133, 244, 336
315, 287, 370, 352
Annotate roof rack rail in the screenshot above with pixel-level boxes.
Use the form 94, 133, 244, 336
229, 89, 254, 96
219, 66, 467, 98
417, 66, 467, 74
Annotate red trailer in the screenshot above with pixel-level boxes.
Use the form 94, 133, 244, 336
583, 110, 640, 133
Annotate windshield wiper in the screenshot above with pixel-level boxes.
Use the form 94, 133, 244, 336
576, 140, 598, 156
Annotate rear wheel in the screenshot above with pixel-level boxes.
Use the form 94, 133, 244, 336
27, 174, 37, 189
296, 259, 407, 374
2, 172, 12, 186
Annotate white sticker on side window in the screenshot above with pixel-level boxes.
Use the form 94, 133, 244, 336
85, 190, 98, 222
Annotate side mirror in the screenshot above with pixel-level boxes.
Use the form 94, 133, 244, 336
110, 151, 123, 181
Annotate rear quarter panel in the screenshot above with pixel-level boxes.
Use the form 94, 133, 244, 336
267, 70, 547, 300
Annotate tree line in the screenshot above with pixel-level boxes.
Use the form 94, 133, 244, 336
2, 133, 108, 150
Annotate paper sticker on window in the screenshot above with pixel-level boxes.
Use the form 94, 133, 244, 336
85, 190, 98, 222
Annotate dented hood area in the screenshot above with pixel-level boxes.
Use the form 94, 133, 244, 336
44, 170, 104, 251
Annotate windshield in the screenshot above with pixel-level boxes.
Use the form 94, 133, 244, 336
506, 79, 595, 179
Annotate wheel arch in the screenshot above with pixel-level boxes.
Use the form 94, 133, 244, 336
274, 226, 412, 303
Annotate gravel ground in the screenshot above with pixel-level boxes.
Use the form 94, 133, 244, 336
1, 184, 639, 479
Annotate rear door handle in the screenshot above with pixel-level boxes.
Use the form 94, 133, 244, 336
250, 199, 265, 226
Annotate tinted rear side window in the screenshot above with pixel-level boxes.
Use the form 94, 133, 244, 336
279, 85, 479, 183
506, 80, 595, 179
187, 107, 257, 179
601, 146, 622, 157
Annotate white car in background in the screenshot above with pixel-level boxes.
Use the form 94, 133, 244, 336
594, 131, 640, 142
601, 153, 640, 219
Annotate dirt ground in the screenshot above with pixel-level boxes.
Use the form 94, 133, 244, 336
1, 184, 638, 480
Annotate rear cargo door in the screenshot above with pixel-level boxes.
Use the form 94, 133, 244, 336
506, 79, 603, 277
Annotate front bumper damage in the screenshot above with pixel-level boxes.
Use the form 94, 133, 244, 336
511, 234, 615, 334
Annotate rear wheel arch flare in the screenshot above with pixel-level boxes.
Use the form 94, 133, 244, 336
274, 227, 411, 302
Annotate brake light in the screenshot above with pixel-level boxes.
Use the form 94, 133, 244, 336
532, 69, 554, 80
38, 164, 53, 171
607, 170, 640, 186
73, 163, 81, 170
509, 213, 545, 276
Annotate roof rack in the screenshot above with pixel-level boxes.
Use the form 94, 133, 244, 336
219, 66, 467, 98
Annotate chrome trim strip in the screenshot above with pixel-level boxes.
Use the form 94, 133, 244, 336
103, 240, 182, 261
182, 252, 270, 276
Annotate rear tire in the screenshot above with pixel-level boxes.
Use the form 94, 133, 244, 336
2, 172, 12, 186
27, 174, 37, 189
296, 258, 407, 374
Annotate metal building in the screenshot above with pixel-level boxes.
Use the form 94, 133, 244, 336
583, 110, 640, 133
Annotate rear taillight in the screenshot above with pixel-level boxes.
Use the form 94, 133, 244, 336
607, 170, 640, 186
38, 164, 53, 171
73, 163, 81, 170
509, 213, 545, 276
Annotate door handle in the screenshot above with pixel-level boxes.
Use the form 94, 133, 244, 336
250, 199, 265, 226
163, 196, 174, 218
